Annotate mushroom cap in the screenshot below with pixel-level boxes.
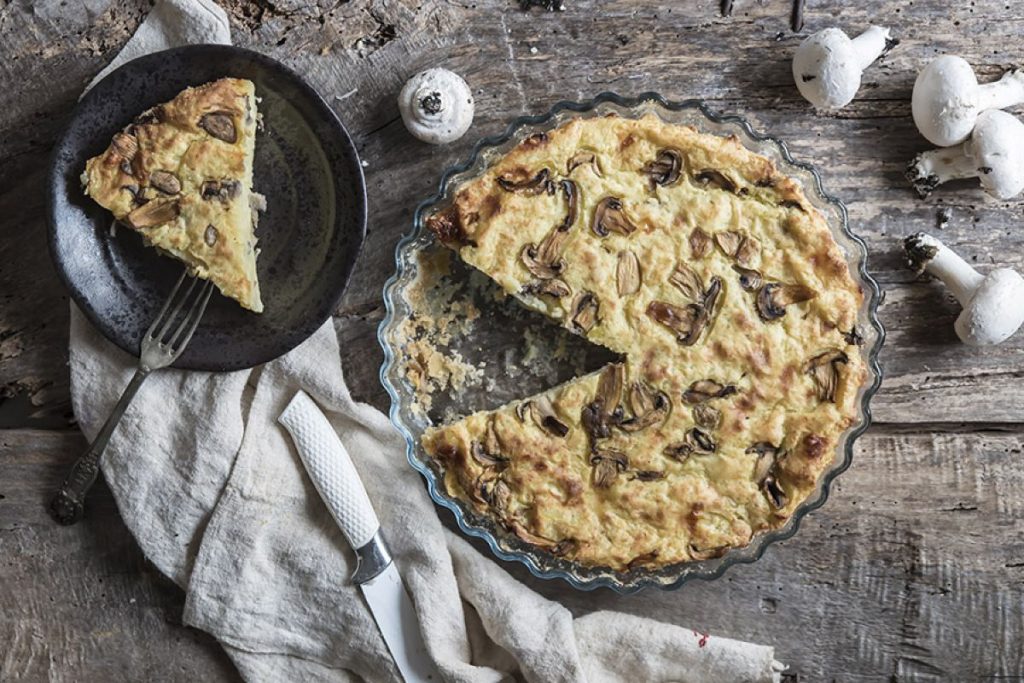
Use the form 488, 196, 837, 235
969, 109, 1024, 199
398, 68, 474, 145
792, 28, 861, 109
956, 268, 1024, 345
911, 55, 982, 147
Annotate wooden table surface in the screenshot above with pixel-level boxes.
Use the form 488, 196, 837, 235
2, 1, 1023, 680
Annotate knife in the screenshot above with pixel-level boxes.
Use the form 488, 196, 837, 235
279, 391, 442, 683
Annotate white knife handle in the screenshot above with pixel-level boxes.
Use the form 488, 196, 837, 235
279, 391, 380, 550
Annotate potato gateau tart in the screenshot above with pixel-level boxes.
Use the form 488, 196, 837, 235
421, 113, 867, 571
82, 78, 264, 312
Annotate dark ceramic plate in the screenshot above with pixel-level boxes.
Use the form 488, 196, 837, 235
48, 44, 366, 371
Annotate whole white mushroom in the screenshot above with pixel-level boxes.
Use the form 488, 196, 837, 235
911, 55, 1024, 147
792, 26, 896, 109
398, 68, 474, 145
904, 233, 1024, 346
906, 109, 1024, 200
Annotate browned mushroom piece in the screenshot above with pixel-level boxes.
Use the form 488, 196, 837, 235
497, 168, 555, 195
198, 111, 238, 143
735, 235, 761, 267
669, 262, 705, 301
566, 151, 603, 177
618, 382, 670, 432
626, 550, 661, 570
569, 292, 599, 334
686, 427, 717, 453
529, 395, 570, 438
747, 441, 785, 477
682, 379, 737, 404
592, 197, 638, 237
804, 348, 849, 402
149, 170, 181, 195
693, 168, 738, 193
663, 427, 716, 462
582, 364, 625, 443
843, 327, 865, 346
733, 265, 764, 292
647, 300, 702, 343
596, 363, 625, 412
631, 470, 665, 481
471, 469, 508, 510
510, 520, 562, 550
688, 543, 728, 561
641, 148, 683, 188
762, 476, 788, 509
426, 205, 470, 247
520, 228, 569, 279
690, 228, 712, 258
591, 449, 628, 488
756, 283, 817, 321
746, 441, 789, 509
581, 401, 610, 443
471, 441, 509, 468
558, 179, 579, 231
648, 276, 722, 346
551, 538, 579, 557
663, 442, 694, 462
715, 231, 744, 258
519, 180, 579, 280
692, 404, 722, 429
702, 276, 724, 314
616, 250, 641, 296
521, 278, 572, 298
201, 179, 241, 202
111, 132, 139, 160
126, 199, 180, 229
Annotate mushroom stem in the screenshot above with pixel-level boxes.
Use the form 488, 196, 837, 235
906, 143, 979, 198
974, 68, 1024, 112
850, 26, 893, 71
904, 233, 984, 305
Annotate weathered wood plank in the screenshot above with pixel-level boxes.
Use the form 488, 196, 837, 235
4, 0, 1024, 425
506, 427, 1024, 680
0, 430, 239, 682
3, 0, 1024, 679
3, 428, 1023, 679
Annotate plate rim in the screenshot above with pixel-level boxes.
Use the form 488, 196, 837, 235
47, 43, 368, 372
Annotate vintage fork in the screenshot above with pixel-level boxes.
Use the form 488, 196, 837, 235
51, 271, 214, 525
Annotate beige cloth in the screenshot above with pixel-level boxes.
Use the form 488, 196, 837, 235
70, 2, 785, 681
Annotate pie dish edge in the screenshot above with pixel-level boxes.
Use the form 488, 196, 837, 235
378, 92, 885, 593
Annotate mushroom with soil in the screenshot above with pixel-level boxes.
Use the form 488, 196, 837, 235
792, 26, 896, 109
911, 55, 1024, 147
906, 109, 1024, 200
904, 232, 1024, 346
398, 68, 475, 144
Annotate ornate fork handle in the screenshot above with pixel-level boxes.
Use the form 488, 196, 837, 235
51, 367, 150, 525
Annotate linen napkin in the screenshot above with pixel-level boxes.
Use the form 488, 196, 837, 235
69, 2, 785, 681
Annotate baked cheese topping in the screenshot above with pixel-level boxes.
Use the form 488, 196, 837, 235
83, 78, 263, 312
422, 113, 866, 571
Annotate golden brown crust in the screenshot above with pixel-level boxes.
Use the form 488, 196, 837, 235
82, 78, 263, 312
421, 113, 867, 571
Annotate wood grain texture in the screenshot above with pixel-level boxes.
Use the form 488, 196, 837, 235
0, 430, 240, 682
2, 0, 1024, 679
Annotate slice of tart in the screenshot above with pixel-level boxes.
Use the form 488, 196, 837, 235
420, 114, 868, 570
82, 78, 264, 312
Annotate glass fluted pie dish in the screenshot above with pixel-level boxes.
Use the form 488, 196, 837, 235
378, 92, 884, 593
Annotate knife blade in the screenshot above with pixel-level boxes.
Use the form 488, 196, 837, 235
279, 391, 441, 683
